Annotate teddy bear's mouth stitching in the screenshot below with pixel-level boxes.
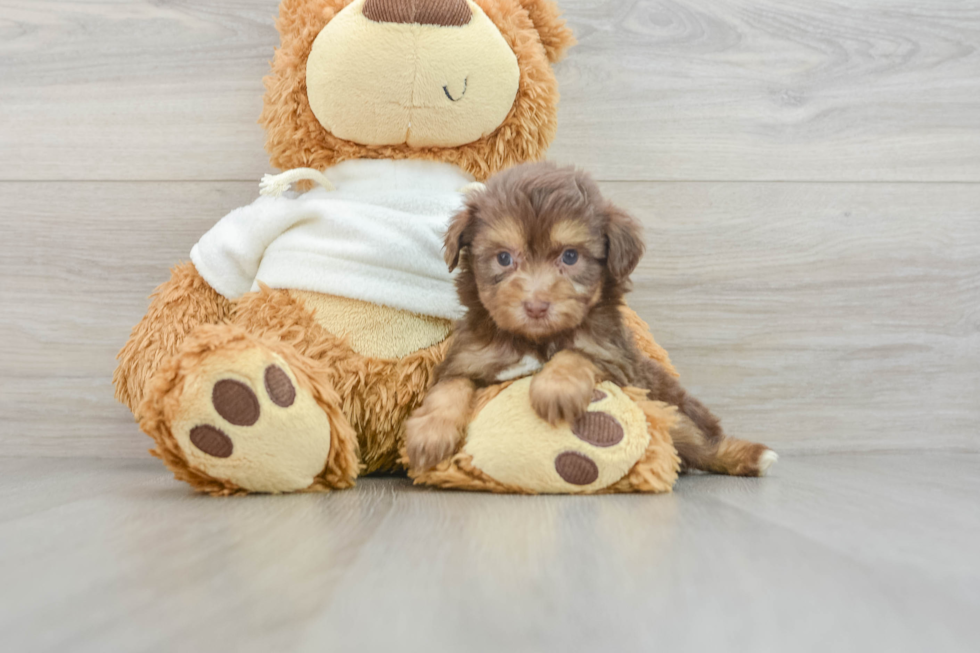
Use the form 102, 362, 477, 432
443, 77, 468, 102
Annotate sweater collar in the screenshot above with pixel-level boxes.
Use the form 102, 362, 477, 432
325, 159, 475, 194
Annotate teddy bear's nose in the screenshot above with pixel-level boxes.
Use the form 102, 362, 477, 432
363, 0, 472, 27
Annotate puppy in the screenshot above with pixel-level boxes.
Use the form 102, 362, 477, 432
405, 162, 776, 477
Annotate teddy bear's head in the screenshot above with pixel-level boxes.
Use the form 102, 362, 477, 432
261, 0, 574, 181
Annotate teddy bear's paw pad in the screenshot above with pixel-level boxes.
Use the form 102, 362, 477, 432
554, 451, 600, 485
463, 378, 653, 493
572, 412, 624, 448
552, 411, 627, 483
189, 425, 234, 458
171, 349, 332, 493
208, 365, 294, 429
212, 379, 261, 426
264, 365, 296, 407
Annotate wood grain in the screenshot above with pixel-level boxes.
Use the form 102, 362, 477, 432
0, 454, 978, 652
0, 181, 259, 457
552, 0, 980, 181
609, 180, 980, 453
1, 180, 976, 457
1, 1, 979, 181
0, 0, 274, 181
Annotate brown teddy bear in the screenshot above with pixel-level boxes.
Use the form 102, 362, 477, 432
114, 0, 737, 496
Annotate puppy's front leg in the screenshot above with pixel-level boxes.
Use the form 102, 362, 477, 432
530, 350, 597, 426
405, 377, 475, 470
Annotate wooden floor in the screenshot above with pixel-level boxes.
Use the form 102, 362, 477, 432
1, 1, 979, 651
0, 453, 978, 652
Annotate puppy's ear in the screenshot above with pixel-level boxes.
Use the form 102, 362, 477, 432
444, 204, 477, 272
604, 204, 645, 282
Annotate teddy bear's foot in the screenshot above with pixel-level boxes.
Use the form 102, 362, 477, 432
410, 378, 680, 494
140, 326, 359, 495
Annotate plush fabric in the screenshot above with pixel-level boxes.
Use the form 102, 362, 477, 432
464, 379, 654, 492
191, 159, 471, 320
115, 261, 235, 417
261, 0, 574, 181
291, 291, 453, 359
515, 0, 575, 63
230, 285, 449, 475
139, 324, 361, 496
622, 307, 679, 378
167, 342, 336, 493
306, 0, 521, 147
410, 383, 681, 494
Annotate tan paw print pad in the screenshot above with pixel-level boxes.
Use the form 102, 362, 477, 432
170, 346, 333, 494
412, 378, 680, 494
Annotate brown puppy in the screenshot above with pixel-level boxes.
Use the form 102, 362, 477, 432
405, 162, 776, 477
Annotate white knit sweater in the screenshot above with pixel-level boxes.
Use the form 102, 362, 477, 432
191, 159, 473, 321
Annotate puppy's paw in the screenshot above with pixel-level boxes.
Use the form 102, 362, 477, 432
529, 371, 594, 426
405, 410, 463, 470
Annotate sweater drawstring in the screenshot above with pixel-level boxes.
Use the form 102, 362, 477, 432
260, 168, 337, 197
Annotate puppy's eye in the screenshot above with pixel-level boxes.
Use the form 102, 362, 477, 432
561, 249, 579, 266
496, 252, 513, 267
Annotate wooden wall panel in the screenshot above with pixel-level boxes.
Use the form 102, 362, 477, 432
2, 1, 978, 182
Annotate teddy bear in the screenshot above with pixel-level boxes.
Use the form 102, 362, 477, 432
114, 0, 696, 496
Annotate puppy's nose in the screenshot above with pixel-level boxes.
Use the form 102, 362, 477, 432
363, 0, 472, 27
523, 301, 551, 320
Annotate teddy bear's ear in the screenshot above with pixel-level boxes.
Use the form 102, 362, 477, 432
516, 0, 576, 63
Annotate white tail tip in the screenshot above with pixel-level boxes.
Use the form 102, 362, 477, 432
758, 450, 779, 476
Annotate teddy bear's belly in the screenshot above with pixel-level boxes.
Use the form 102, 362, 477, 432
290, 290, 453, 359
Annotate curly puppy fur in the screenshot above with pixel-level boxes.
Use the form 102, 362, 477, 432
261, 0, 575, 181
406, 162, 775, 475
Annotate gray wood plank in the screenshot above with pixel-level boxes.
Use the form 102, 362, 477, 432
1, 180, 977, 457
2, 1, 979, 182
0, 181, 259, 457
608, 180, 980, 454
0, 454, 977, 652
690, 452, 980, 582
552, 0, 980, 181
0, 0, 274, 182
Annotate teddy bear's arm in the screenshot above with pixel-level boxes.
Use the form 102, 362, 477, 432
620, 305, 679, 378
114, 262, 234, 416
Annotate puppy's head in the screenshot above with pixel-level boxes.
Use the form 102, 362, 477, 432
446, 161, 644, 340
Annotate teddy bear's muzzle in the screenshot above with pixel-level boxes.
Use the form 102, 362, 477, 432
305, 0, 520, 148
